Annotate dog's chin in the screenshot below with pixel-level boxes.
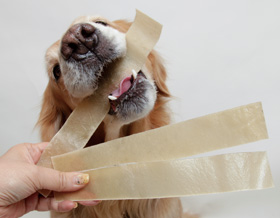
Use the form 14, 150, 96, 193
110, 89, 156, 124
59, 61, 101, 99
60, 50, 126, 99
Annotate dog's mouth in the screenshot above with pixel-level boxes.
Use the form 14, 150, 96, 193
108, 70, 148, 115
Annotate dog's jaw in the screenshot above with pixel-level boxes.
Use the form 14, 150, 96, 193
103, 70, 157, 141
109, 70, 157, 123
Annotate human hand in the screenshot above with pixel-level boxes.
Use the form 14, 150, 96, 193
0, 142, 99, 218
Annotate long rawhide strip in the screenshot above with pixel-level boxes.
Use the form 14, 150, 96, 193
37, 10, 162, 197
52, 102, 268, 172
53, 102, 273, 201
55, 152, 273, 201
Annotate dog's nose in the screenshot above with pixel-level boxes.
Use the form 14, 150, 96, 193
60, 23, 98, 60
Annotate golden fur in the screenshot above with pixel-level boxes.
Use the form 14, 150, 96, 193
37, 16, 196, 218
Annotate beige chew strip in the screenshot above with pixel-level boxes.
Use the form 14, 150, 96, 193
37, 10, 162, 197
55, 152, 274, 201
37, 96, 109, 170
52, 102, 268, 172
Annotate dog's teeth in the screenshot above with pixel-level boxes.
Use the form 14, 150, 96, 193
108, 95, 117, 101
132, 69, 137, 80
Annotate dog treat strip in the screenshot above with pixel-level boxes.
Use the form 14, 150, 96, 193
52, 102, 268, 172
55, 152, 273, 201
37, 10, 162, 197
53, 102, 273, 201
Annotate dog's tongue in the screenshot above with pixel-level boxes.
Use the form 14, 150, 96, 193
111, 76, 132, 98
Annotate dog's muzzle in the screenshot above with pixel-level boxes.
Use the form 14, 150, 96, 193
60, 23, 98, 61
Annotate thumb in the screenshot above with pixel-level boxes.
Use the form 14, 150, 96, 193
33, 166, 89, 192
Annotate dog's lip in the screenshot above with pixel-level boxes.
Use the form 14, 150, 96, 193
108, 71, 147, 114
70, 51, 96, 61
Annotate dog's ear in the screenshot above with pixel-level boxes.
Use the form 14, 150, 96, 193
148, 51, 171, 98
37, 82, 71, 141
146, 51, 172, 128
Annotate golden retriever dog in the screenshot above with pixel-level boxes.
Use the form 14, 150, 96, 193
37, 15, 192, 218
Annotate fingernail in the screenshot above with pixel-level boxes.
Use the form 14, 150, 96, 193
74, 202, 78, 208
75, 174, 89, 185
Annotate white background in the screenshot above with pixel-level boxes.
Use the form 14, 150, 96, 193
0, 0, 279, 217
